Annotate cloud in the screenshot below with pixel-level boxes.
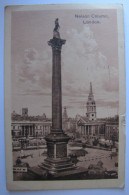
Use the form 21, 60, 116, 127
68, 97, 118, 110
69, 99, 86, 109
61, 26, 118, 98
15, 47, 52, 95
18, 90, 51, 96
101, 66, 119, 92
96, 99, 119, 108
23, 48, 39, 64
42, 105, 51, 108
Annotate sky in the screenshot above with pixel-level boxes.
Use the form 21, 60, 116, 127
11, 7, 119, 118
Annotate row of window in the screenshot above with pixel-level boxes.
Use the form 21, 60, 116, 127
106, 126, 118, 131
12, 125, 51, 130
12, 129, 50, 137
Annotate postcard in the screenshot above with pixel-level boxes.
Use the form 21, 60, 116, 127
4, 4, 125, 190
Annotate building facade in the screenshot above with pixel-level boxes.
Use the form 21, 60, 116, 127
77, 118, 105, 139
105, 121, 119, 141
11, 121, 51, 138
11, 109, 51, 139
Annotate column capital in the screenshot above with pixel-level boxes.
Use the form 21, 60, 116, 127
48, 37, 66, 51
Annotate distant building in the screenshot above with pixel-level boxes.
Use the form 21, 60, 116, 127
34, 121, 51, 137
63, 106, 68, 121
11, 109, 51, 138
22, 108, 28, 117
42, 113, 46, 120
12, 109, 50, 122
76, 83, 119, 141
11, 110, 21, 119
62, 107, 70, 131
105, 118, 119, 141
77, 117, 105, 139
11, 121, 35, 138
62, 107, 76, 138
11, 121, 51, 138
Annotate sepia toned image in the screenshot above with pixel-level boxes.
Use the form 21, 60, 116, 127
4, 4, 125, 190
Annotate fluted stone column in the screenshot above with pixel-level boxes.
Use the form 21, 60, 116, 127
40, 20, 75, 175
49, 37, 65, 132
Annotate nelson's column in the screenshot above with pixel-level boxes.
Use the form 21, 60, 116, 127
40, 19, 75, 174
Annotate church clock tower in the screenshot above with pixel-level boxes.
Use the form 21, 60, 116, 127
86, 82, 96, 121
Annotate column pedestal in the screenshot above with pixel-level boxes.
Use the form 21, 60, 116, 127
40, 132, 75, 174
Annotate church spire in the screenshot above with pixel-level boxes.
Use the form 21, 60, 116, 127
63, 106, 68, 121
86, 82, 96, 121
90, 82, 93, 95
